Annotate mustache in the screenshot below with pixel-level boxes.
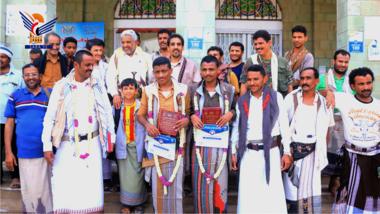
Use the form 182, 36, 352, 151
361, 89, 371, 93
248, 85, 258, 88
302, 84, 310, 87
86, 70, 92, 72
172, 49, 180, 52
205, 75, 213, 78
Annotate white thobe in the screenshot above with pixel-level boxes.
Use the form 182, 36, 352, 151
230, 91, 291, 213
106, 49, 153, 97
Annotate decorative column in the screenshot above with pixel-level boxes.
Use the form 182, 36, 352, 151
337, 0, 380, 98
176, 0, 216, 65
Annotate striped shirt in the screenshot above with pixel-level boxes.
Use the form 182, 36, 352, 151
123, 102, 136, 144
4, 87, 51, 158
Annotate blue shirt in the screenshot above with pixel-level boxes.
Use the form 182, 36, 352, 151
0, 67, 25, 124
4, 87, 51, 158
231, 62, 244, 82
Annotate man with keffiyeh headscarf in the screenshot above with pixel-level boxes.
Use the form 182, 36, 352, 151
42, 50, 115, 213
316, 49, 354, 195
231, 64, 292, 213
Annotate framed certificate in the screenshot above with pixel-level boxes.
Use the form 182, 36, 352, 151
195, 124, 229, 148
158, 109, 180, 136
202, 107, 222, 125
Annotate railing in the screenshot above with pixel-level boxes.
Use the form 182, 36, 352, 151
115, 0, 176, 19
216, 0, 281, 20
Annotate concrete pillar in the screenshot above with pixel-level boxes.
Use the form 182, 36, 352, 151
2, 0, 56, 70
337, 0, 380, 98
175, 0, 215, 66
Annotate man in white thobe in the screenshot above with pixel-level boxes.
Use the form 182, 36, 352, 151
231, 64, 292, 213
283, 67, 334, 213
107, 29, 153, 109
42, 50, 115, 213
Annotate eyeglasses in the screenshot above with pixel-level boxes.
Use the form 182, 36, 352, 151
23, 73, 39, 77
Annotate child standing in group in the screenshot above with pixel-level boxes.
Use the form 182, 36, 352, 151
114, 78, 147, 214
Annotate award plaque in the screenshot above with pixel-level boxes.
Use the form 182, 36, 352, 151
158, 109, 180, 136
202, 107, 222, 125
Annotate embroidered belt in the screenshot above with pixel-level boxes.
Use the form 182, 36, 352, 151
345, 141, 380, 153
61, 130, 100, 142
246, 136, 278, 151
290, 142, 316, 161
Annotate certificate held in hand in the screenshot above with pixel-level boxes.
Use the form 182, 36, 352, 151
158, 109, 180, 136
202, 107, 222, 125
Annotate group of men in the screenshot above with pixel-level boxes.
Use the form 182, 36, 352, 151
0, 25, 379, 214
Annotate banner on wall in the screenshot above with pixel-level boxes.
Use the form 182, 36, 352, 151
55, 22, 104, 51
368, 39, 380, 61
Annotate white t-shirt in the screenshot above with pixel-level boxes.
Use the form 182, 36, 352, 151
335, 92, 380, 149
161, 91, 171, 98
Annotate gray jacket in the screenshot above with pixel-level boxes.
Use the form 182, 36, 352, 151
185, 81, 236, 172
113, 99, 146, 162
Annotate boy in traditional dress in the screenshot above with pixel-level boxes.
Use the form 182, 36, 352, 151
189, 56, 236, 213
137, 57, 190, 214
283, 67, 334, 213
115, 78, 147, 213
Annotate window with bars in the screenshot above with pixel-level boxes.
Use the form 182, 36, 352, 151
115, 0, 176, 19
216, 31, 282, 64
216, 0, 281, 20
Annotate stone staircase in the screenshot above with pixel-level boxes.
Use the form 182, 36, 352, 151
1, 163, 335, 213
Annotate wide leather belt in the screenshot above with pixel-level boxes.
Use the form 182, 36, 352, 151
61, 130, 100, 142
246, 136, 278, 151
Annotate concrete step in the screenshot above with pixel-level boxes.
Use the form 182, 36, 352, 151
1, 165, 335, 213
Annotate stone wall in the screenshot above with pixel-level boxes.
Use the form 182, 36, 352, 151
56, 0, 118, 57
2, 0, 57, 70
337, 0, 380, 99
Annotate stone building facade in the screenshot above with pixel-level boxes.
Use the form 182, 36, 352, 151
1, 0, 379, 97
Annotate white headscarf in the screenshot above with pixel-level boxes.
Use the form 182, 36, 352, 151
0, 45, 14, 68
0, 46, 13, 59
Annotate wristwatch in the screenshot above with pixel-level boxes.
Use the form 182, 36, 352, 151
284, 152, 292, 157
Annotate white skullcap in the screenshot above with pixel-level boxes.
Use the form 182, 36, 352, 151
120, 30, 137, 41
0, 46, 13, 59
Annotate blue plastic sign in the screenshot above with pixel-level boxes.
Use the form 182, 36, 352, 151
188, 38, 203, 50
187, 28, 204, 50
348, 31, 364, 53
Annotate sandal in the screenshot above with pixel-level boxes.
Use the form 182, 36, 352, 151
134, 206, 144, 214
110, 184, 120, 192
103, 179, 111, 192
10, 178, 21, 189
119, 205, 131, 214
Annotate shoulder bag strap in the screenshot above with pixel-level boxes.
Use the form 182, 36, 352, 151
43, 87, 51, 100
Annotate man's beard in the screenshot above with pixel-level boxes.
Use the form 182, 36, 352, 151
357, 89, 372, 99
231, 56, 242, 63
333, 65, 347, 75
26, 80, 40, 89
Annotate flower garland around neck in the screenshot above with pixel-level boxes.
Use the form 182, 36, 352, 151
73, 73, 93, 168
193, 91, 228, 185
148, 92, 186, 195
